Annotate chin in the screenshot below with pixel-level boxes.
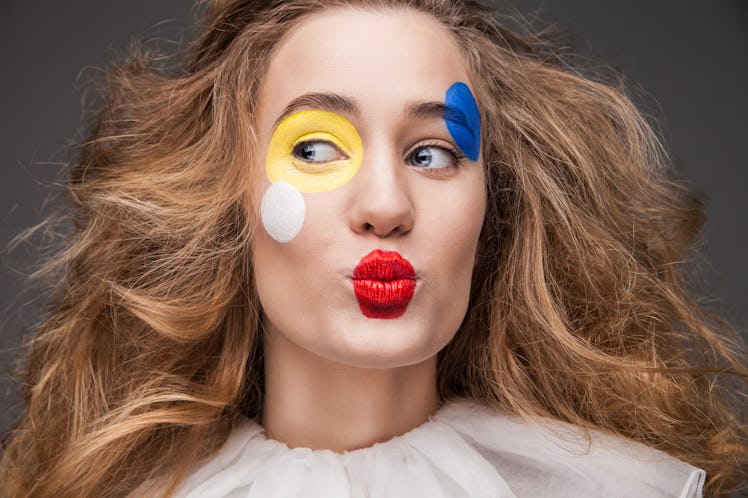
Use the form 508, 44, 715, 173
323, 314, 453, 370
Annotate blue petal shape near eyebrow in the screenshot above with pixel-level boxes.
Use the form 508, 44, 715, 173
444, 82, 481, 161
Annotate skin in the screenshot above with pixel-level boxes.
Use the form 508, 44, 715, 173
250, 7, 486, 452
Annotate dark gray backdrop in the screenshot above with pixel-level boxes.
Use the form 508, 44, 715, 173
1, 1, 746, 439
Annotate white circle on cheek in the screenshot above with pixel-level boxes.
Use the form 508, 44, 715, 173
260, 181, 306, 243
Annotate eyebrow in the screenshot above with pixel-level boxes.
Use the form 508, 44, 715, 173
272, 92, 455, 129
273, 92, 359, 130
406, 101, 449, 121
410, 101, 470, 130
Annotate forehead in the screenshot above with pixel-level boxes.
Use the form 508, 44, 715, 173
257, 7, 472, 122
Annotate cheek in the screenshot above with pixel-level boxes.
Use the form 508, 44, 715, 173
440, 209, 484, 287
251, 188, 345, 290
427, 175, 485, 334
250, 221, 320, 338
416, 170, 485, 318
438, 174, 486, 262
439, 198, 485, 333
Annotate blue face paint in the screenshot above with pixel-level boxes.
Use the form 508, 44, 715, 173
444, 82, 481, 161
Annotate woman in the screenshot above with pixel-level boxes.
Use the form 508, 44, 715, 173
1, 0, 745, 496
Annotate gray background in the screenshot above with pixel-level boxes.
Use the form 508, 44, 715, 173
1, 0, 746, 443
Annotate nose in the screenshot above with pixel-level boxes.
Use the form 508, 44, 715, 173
347, 147, 414, 238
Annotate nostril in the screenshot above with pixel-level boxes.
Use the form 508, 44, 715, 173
365, 224, 407, 238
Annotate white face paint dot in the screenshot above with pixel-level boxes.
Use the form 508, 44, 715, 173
261, 181, 306, 243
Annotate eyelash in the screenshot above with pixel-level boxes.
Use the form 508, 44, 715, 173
405, 140, 466, 176
291, 139, 466, 174
292, 140, 347, 163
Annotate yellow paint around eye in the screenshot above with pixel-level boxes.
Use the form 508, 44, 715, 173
265, 110, 363, 193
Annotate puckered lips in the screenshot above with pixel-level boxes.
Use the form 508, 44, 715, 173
352, 249, 416, 319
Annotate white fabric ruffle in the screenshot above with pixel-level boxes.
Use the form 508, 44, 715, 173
174, 400, 705, 497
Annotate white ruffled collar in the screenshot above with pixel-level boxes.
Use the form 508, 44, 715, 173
174, 400, 704, 498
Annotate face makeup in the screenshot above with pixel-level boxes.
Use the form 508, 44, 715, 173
260, 83, 481, 246
444, 82, 481, 161
352, 249, 417, 319
261, 109, 364, 243
265, 109, 364, 192
260, 181, 306, 243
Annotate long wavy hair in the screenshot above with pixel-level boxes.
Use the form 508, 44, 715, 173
1, 0, 746, 496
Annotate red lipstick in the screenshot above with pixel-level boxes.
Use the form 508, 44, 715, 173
353, 249, 416, 319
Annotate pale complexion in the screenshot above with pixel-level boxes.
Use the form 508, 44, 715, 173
250, 7, 486, 452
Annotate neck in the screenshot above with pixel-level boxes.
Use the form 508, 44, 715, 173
261, 325, 440, 453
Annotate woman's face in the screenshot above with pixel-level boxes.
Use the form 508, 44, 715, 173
250, 7, 486, 369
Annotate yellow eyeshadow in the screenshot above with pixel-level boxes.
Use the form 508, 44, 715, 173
265, 110, 363, 193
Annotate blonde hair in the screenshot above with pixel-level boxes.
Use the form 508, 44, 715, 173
2, 1, 746, 496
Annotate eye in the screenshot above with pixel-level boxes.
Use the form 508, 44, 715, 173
407, 145, 460, 170
292, 141, 347, 163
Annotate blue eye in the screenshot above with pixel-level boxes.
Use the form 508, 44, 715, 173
407, 146, 459, 170
293, 141, 346, 163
